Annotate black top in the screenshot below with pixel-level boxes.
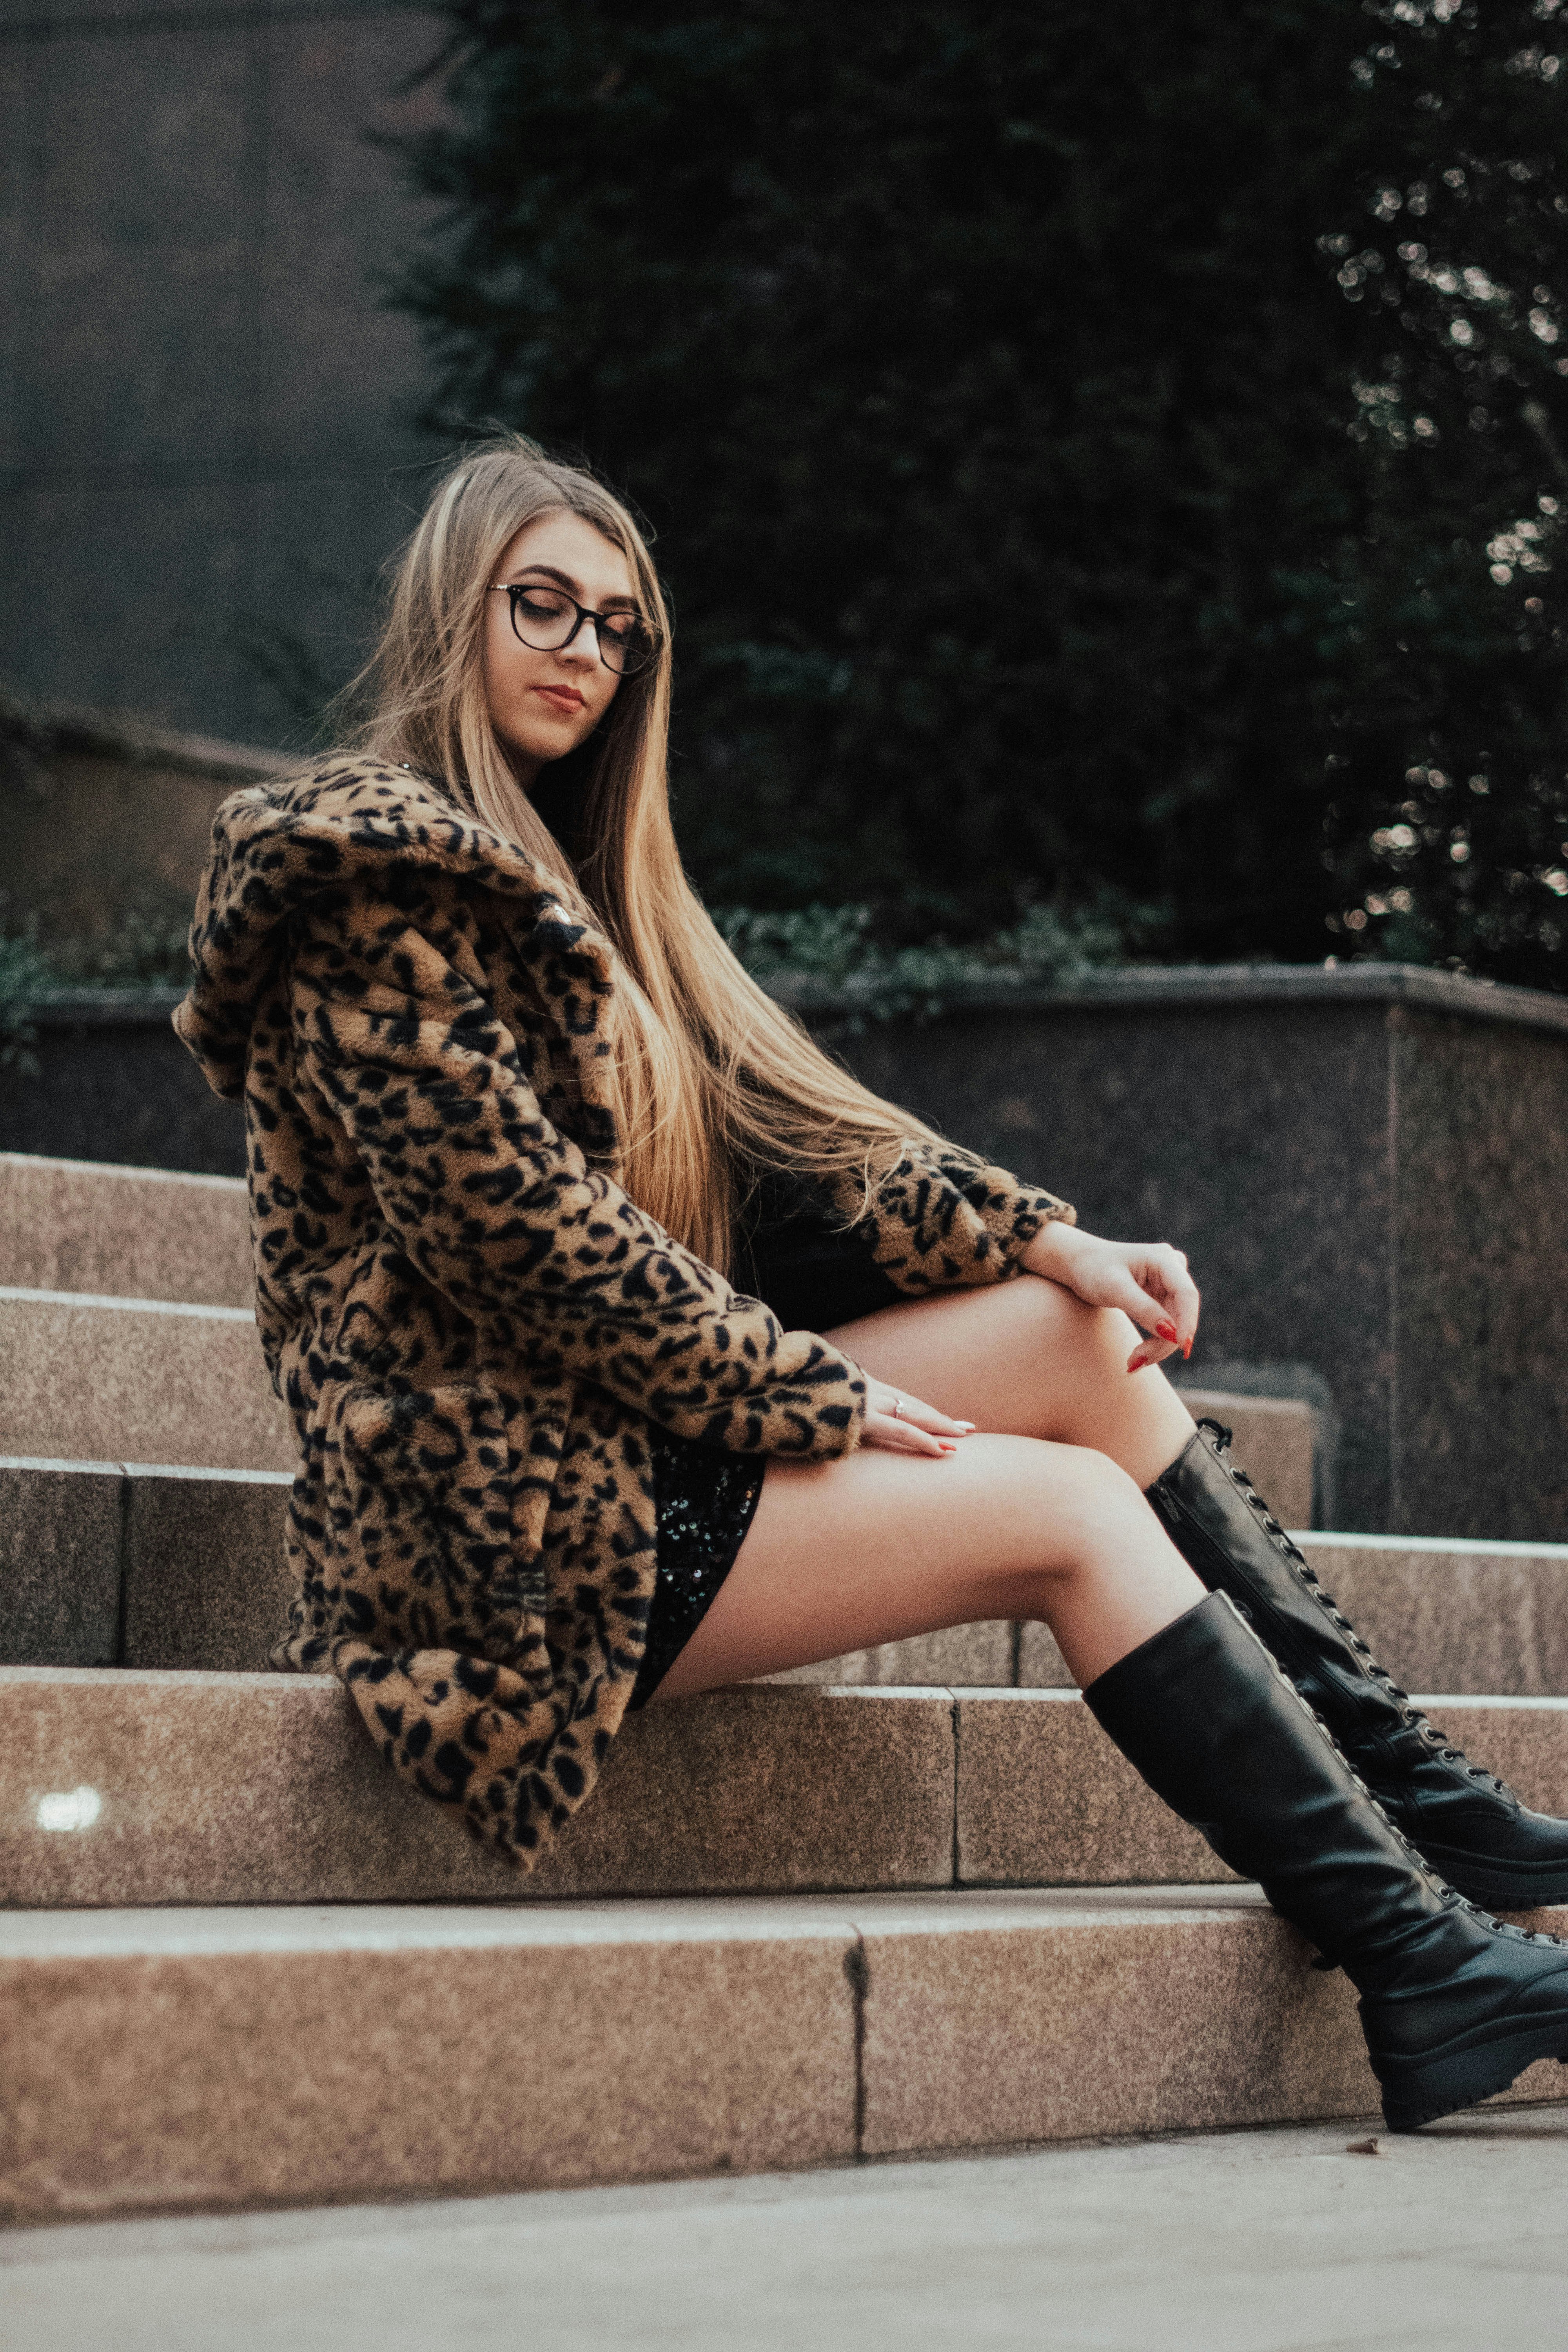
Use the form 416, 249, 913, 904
733, 1165, 906, 1337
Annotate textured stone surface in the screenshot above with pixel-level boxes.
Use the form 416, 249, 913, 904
0, 1459, 122, 1669
853, 1886, 1568, 2158
0, 1152, 249, 1308
1301, 1533, 1568, 1698
2, 1888, 1563, 2225
1021, 1534, 1568, 1697
951, 1690, 1568, 1890
831, 971, 1568, 1539
953, 1692, 1230, 1887
532, 1685, 956, 1898
122, 1468, 293, 1673
0, 1672, 956, 1905
0, 1899, 858, 2223
15, 969, 1568, 1535
0, 1001, 246, 1178
1391, 1007, 1568, 1543
10, 2116, 1568, 2352
0, 1291, 290, 1471
1015, 1622, 1075, 1686
11, 1668, 1567, 1911
767, 1621, 1013, 1689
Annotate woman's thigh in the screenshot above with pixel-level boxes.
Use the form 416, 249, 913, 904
650, 1431, 1203, 1700
823, 1277, 1196, 1487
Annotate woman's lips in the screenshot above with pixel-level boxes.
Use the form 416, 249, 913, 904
534, 685, 584, 714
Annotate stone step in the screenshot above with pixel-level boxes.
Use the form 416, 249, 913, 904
0, 1147, 1313, 1515
0, 1306, 1307, 1527
0, 1150, 249, 1308
0, 1457, 292, 1671
0, 1290, 289, 1473
7, 1667, 1568, 1907
9, 1455, 1568, 1697
4, 1884, 1563, 2225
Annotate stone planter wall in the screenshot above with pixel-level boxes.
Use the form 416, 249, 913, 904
6, 964, 1567, 1542
789, 964, 1568, 1545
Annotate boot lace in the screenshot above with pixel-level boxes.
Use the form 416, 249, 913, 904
1196, 1419, 1511, 1798
1263, 1660, 1568, 1965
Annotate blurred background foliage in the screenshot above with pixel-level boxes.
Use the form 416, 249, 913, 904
387, 0, 1568, 983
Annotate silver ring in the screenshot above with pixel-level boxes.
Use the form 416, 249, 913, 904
890, 1396, 904, 1419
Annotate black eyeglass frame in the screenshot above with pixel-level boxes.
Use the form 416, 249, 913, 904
486, 581, 659, 676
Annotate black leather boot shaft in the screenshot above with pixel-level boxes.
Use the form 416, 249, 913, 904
1083, 1592, 1568, 2129
1145, 1422, 1410, 1739
1144, 1420, 1568, 1911
1085, 1592, 1451, 1989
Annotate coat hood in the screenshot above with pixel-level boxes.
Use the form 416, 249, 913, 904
174, 755, 609, 1101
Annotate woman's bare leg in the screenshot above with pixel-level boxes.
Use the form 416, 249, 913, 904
652, 1433, 1205, 1701
827, 1275, 1198, 1488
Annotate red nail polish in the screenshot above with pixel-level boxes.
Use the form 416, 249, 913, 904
1128, 1359, 1149, 1374
1182, 1339, 1192, 1361
1157, 1321, 1179, 1344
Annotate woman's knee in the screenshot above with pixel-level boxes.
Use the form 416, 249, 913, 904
990, 1271, 1134, 1392
989, 1431, 1150, 1571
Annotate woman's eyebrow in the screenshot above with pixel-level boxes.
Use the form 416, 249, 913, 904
508, 561, 639, 611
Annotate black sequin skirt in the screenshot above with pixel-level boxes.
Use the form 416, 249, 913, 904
628, 1432, 767, 1708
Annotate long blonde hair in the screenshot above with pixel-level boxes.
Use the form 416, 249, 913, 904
348, 433, 956, 1273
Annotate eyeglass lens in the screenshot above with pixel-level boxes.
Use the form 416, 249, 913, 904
507, 584, 655, 675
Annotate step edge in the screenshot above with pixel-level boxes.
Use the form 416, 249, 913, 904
0, 1287, 254, 1323
0, 1151, 246, 1196
0, 1885, 1282, 1962
0, 1455, 292, 1485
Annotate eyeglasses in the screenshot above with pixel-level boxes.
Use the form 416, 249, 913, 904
487, 581, 659, 676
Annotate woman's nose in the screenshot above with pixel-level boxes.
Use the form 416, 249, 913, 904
560, 620, 601, 666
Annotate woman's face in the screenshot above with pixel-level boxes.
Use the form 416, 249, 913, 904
483, 508, 639, 784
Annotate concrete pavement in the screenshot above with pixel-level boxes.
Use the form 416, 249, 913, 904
6, 2106, 1568, 2352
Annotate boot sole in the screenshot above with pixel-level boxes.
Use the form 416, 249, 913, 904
1379, 2014, 1568, 2132
1417, 1853, 1568, 1913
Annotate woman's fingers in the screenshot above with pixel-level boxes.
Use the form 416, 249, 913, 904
860, 1378, 973, 1455
862, 1414, 958, 1454
1118, 1250, 1201, 1373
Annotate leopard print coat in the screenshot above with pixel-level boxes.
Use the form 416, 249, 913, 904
176, 757, 1073, 1869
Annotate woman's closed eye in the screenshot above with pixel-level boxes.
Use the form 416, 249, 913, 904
513, 584, 565, 619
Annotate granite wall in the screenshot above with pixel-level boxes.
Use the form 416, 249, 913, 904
2, 701, 292, 949
0, 0, 444, 745
817, 966, 1568, 1544
6, 965, 1567, 1543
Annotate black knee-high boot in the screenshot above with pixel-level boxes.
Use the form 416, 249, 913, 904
1145, 1418, 1568, 1911
1084, 1592, 1568, 2131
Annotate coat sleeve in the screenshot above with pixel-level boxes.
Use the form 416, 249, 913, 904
289, 904, 866, 1459
828, 1139, 1075, 1296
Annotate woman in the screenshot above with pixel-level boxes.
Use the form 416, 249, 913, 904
179, 435, 1568, 2134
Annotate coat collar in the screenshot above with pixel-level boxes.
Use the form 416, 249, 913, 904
174, 753, 618, 1103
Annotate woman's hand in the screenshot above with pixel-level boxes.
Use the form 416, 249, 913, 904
858, 1377, 974, 1456
1020, 1221, 1201, 1374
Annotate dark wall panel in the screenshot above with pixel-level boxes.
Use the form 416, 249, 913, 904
0, 0, 444, 746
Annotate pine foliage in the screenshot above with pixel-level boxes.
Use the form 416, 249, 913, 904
390, 1, 1568, 980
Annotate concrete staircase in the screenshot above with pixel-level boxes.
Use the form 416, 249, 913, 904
2, 1149, 1566, 2224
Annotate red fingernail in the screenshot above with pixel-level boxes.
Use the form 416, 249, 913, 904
1182, 1339, 1192, 1361
1157, 1321, 1178, 1344
1128, 1359, 1149, 1374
